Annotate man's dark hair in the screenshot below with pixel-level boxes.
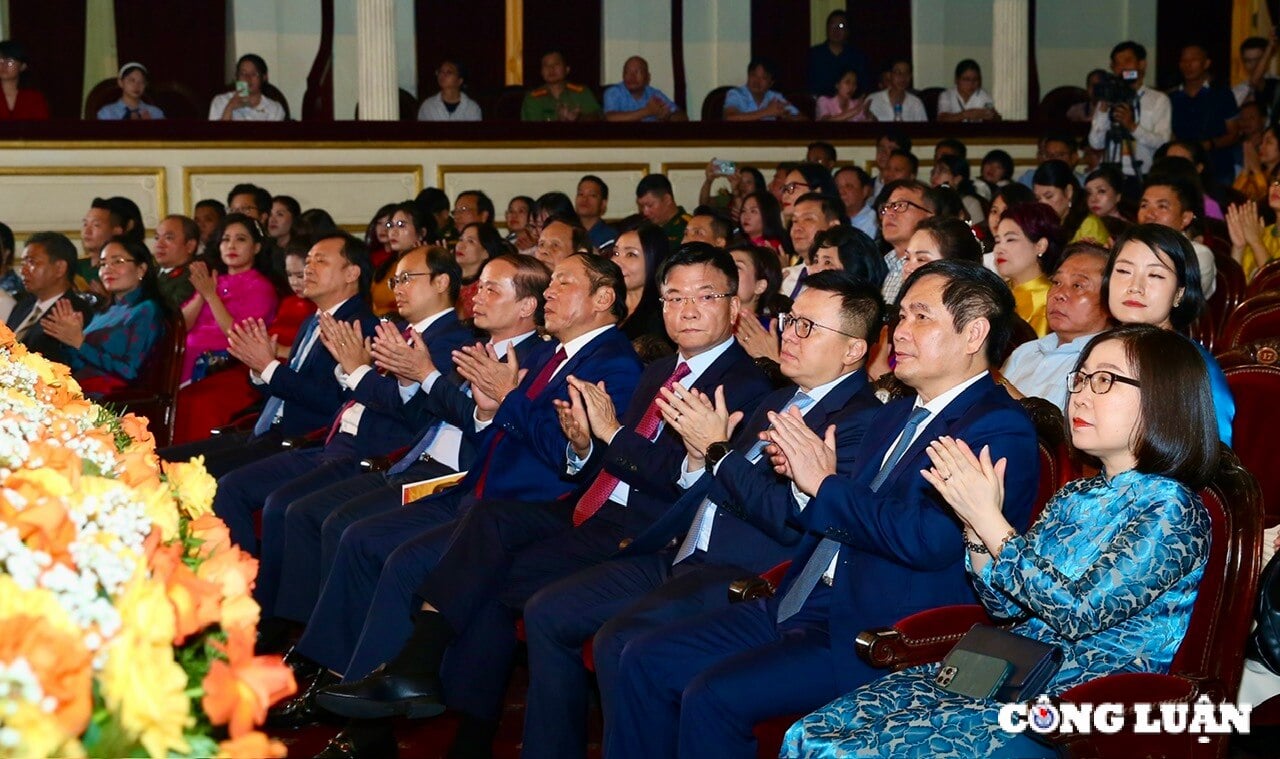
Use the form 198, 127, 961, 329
194, 199, 226, 218
1242, 36, 1269, 54
793, 192, 846, 225
747, 56, 779, 81
934, 137, 968, 160
835, 165, 873, 188
579, 175, 610, 201
534, 192, 578, 226
825, 9, 847, 25
807, 141, 838, 164
898, 258, 1015, 366
482, 253, 551, 327
889, 149, 919, 176
415, 187, 451, 217
314, 230, 373, 297
1110, 40, 1148, 62
689, 206, 733, 242
227, 183, 272, 217
800, 269, 885, 345
657, 242, 739, 293
237, 53, 269, 77
1071, 325, 1218, 488
810, 226, 888, 290
1042, 131, 1078, 155
457, 189, 496, 222
162, 214, 200, 244
0, 222, 13, 269
1143, 162, 1206, 223
878, 128, 912, 154
90, 197, 126, 232
572, 251, 629, 322
541, 49, 568, 64
981, 149, 1015, 182
636, 174, 675, 200
25, 232, 78, 285
879, 178, 932, 209
415, 244, 462, 302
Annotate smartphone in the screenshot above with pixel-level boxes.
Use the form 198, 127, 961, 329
711, 158, 736, 176
235, 80, 250, 98
935, 650, 1012, 700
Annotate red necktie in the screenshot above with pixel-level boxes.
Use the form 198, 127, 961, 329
325, 326, 414, 445
571, 361, 691, 526
474, 347, 568, 498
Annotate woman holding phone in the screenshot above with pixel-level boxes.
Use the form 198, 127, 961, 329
209, 53, 285, 121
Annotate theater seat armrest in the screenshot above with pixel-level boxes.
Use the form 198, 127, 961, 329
727, 560, 792, 603
1056, 672, 1200, 706
1036, 674, 1203, 754
361, 445, 412, 473
280, 427, 329, 449
210, 413, 260, 436
854, 604, 993, 670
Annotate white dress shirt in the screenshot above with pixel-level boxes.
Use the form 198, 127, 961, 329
1088, 86, 1172, 176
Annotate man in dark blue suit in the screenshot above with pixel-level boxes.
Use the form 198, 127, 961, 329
519, 271, 886, 759
282, 252, 643, 752
317, 245, 772, 753
7, 232, 96, 366
608, 260, 1041, 759
212, 246, 473, 564
159, 232, 378, 477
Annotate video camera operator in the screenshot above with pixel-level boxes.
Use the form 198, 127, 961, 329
1088, 41, 1172, 180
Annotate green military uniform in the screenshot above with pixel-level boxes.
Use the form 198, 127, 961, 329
155, 264, 196, 311
521, 83, 602, 122
660, 206, 692, 255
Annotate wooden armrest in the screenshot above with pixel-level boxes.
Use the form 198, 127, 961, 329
854, 604, 993, 670
210, 413, 259, 436
361, 445, 412, 473
727, 560, 792, 603
281, 427, 328, 449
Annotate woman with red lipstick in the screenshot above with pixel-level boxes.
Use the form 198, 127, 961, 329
607, 221, 672, 361
181, 212, 278, 384
454, 222, 508, 320
993, 202, 1063, 337
1103, 223, 1234, 444
40, 237, 164, 397
785, 323, 1217, 758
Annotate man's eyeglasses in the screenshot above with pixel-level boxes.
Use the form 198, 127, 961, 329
451, 206, 473, 217
781, 182, 810, 195
879, 199, 933, 216
779, 313, 858, 339
390, 271, 433, 287
1067, 370, 1141, 395
659, 292, 733, 309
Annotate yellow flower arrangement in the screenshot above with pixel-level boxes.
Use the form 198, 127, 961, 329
0, 324, 293, 758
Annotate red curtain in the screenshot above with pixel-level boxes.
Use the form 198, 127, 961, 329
9, 0, 87, 119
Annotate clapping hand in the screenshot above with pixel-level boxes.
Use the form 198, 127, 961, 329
553, 382, 592, 457
317, 312, 371, 374
736, 315, 780, 362
656, 383, 743, 464
39, 299, 85, 349
371, 321, 434, 385
188, 261, 218, 298
226, 318, 277, 373
453, 343, 522, 415
919, 436, 1013, 552
565, 375, 621, 442
762, 406, 836, 496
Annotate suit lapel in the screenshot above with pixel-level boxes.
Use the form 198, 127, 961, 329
870, 376, 997, 492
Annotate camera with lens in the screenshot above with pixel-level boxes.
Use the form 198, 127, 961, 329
1092, 70, 1139, 108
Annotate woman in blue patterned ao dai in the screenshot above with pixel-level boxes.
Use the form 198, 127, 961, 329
783, 324, 1220, 758
40, 236, 165, 398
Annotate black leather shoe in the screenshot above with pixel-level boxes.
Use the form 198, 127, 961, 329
267, 670, 340, 729
315, 665, 446, 720
282, 646, 323, 683
313, 722, 398, 759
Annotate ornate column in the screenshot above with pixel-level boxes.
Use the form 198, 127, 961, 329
356, 0, 397, 120
992, 0, 1029, 120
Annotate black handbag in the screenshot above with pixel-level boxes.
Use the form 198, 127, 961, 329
936, 624, 1064, 701
1249, 552, 1280, 675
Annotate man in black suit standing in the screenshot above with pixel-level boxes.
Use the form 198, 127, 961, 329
7, 232, 95, 365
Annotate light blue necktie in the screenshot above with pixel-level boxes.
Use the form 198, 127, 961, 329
388, 381, 471, 476
775, 405, 931, 622
253, 315, 318, 437
673, 391, 814, 564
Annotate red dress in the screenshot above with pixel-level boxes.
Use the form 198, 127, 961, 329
0, 89, 49, 120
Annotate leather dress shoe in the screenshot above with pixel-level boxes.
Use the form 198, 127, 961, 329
282, 646, 323, 683
267, 670, 339, 729
315, 665, 446, 720
314, 723, 397, 759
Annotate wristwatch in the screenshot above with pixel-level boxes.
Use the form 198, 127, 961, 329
704, 441, 733, 469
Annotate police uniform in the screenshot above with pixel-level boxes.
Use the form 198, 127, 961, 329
521, 83, 602, 121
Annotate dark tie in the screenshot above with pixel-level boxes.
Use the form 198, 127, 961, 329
775, 406, 931, 622
571, 361, 691, 527
473, 347, 568, 498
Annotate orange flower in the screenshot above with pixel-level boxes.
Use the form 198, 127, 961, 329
0, 614, 93, 738
0, 469, 77, 564
116, 444, 162, 491
188, 513, 232, 558
119, 413, 156, 453
201, 628, 296, 738
195, 545, 261, 632
0, 322, 15, 347
216, 731, 288, 758
148, 542, 222, 645
25, 440, 83, 487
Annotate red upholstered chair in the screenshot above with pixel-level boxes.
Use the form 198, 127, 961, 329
852, 446, 1264, 759
1218, 339, 1280, 524
1208, 255, 1247, 348
1249, 259, 1280, 298
701, 86, 734, 122
1219, 291, 1280, 353
101, 312, 185, 447
1036, 86, 1088, 123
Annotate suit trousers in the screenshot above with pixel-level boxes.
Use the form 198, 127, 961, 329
606, 585, 843, 759
160, 429, 283, 478
270, 458, 454, 624
521, 553, 749, 759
